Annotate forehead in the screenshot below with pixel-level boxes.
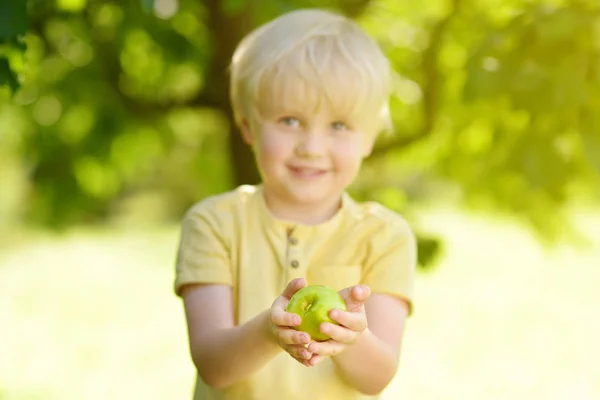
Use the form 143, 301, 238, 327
256, 66, 379, 126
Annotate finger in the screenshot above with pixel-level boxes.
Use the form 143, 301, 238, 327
339, 284, 371, 310
285, 344, 312, 361
329, 309, 368, 332
305, 354, 326, 367
282, 278, 307, 300
271, 309, 301, 327
274, 327, 311, 345
271, 279, 308, 316
352, 284, 371, 301
307, 339, 345, 357
317, 322, 359, 345
338, 284, 371, 302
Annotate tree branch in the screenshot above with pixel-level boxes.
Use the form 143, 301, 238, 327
368, 131, 431, 159
202, 0, 260, 186
339, 0, 374, 18
367, 0, 462, 162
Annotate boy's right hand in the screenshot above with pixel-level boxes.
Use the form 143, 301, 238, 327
269, 278, 313, 365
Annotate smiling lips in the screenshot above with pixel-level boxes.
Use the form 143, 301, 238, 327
288, 165, 329, 179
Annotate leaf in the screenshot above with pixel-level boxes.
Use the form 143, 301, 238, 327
0, 57, 19, 92
0, 0, 28, 42
56, 0, 88, 12
581, 114, 600, 175
416, 234, 443, 270
141, 0, 154, 13
1, 36, 28, 53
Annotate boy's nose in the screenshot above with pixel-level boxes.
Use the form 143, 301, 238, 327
295, 133, 325, 158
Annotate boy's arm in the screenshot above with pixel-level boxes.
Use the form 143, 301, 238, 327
182, 284, 282, 389
328, 215, 415, 395
331, 293, 409, 395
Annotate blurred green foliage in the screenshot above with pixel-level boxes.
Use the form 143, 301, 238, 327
1, 0, 599, 267
0, 0, 28, 92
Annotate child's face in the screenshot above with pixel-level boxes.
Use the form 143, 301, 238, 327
242, 104, 374, 209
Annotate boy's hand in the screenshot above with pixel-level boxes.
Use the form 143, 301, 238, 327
269, 278, 314, 365
305, 284, 371, 366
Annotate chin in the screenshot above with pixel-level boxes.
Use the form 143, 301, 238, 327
287, 188, 338, 205
287, 192, 325, 204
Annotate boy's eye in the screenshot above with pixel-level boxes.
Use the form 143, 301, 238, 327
280, 117, 301, 127
331, 121, 348, 131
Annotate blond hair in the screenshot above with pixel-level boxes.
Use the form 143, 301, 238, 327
229, 8, 392, 136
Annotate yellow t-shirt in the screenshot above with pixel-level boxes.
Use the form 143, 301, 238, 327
174, 185, 416, 400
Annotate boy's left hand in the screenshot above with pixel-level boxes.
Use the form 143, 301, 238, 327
304, 284, 371, 366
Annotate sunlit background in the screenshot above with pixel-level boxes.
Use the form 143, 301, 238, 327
1, 0, 599, 399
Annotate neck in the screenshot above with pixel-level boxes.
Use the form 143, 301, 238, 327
262, 190, 343, 226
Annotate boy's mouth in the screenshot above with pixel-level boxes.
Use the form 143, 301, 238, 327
288, 166, 328, 178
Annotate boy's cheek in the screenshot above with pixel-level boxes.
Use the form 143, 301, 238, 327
259, 137, 293, 159
254, 142, 292, 175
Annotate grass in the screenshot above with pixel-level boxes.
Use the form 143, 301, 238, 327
1, 208, 599, 399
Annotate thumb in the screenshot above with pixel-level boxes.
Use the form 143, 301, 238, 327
340, 284, 371, 309
282, 278, 307, 300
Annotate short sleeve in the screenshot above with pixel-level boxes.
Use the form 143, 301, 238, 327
173, 205, 233, 297
362, 219, 417, 315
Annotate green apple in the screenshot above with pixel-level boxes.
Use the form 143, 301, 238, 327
286, 285, 347, 342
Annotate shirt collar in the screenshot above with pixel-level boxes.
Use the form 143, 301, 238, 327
253, 184, 352, 240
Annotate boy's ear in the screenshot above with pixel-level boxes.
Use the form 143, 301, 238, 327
240, 119, 254, 145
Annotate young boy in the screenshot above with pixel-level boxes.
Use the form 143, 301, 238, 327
174, 8, 416, 400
